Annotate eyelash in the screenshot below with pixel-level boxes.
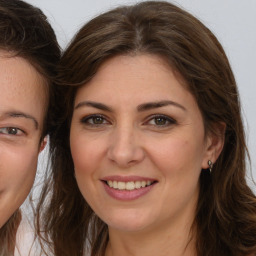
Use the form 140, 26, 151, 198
81, 114, 110, 126
145, 114, 176, 127
80, 114, 176, 128
0, 127, 24, 136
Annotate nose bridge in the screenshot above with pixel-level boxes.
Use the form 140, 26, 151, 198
107, 121, 144, 167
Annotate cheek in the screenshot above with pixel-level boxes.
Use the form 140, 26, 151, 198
0, 146, 38, 190
70, 133, 104, 207
0, 144, 39, 227
148, 135, 205, 180
146, 137, 204, 217
70, 132, 101, 176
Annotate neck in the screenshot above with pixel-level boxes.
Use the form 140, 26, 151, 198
105, 215, 196, 256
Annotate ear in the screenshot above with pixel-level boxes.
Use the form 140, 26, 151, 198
201, 122, 226, 169
39, 136, 47, 153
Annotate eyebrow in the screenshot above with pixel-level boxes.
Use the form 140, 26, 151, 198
75, 100, 186, 112
137, 100, 186, 112
0, 111, 39, 129
75, 101, 113, 112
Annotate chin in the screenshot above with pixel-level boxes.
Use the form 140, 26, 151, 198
109, 222, 149, 233
102, 210, 153, 233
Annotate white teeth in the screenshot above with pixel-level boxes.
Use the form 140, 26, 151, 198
106, 180, 153, 190
135, 181, 141, 189
118, 182, 126, 190
113, 181, 118, 189
126, 182, 135, 190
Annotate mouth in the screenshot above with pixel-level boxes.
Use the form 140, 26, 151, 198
104, 180, 156, 191
101, 176, 158, 200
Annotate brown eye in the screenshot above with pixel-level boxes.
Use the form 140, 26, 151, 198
8, 128, 18, 134
81, 114, 110, 126
146, 115, 176, 127
154, 117, 167, 126
0, 127, 23, 135
92, 116, 104, 124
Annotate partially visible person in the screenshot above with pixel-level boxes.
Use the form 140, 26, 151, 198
37, 1, 256, 256
0, 0, 60, 255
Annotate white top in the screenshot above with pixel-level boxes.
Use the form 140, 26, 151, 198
14, 215, 37, 256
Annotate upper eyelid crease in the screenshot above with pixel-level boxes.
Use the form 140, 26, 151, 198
81, 114, 107, 120
149, 114, 176, 121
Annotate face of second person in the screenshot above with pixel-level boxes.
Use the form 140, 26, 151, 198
70, 54, 215, 233
0, 51, 46, 228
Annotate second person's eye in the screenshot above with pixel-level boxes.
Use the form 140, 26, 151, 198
146, 115, 176, 127
81, 114, 110, 126
90, 116, 104, 124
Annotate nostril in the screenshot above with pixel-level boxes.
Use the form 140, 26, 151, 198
107, 144, 145, 167
108, 136, 145, 163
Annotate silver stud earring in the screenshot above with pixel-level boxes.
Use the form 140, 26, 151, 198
208, 160, 213, 173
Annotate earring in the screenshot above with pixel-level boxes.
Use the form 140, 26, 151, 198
208, 160, 213, 173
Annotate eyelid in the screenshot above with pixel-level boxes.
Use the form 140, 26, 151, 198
0, 127, 25, 136
144, 114, 177, 126
80, 114, 111, 125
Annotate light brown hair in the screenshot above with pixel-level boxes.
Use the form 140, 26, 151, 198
0, 0, 60, 255
37, 1, 256, 255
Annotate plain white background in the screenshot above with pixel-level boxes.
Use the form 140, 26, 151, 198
25, 0, 256, 186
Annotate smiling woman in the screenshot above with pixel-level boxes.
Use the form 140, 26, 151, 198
70, 54, 218, 236
0, 0, 60, 255
36, 1, 256, 256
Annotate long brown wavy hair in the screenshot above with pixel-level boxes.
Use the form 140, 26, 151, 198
0, 0, 60, 255
36, 1, 256, 255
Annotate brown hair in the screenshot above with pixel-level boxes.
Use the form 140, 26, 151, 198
0, 0, 60, 255
37, 1, 256, 256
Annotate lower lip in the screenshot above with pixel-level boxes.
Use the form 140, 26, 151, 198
102, 182, 156, 201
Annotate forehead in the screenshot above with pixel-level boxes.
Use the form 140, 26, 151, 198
0, 51, 47, 128
97, 54, 183, 81
76, 54, 191, 102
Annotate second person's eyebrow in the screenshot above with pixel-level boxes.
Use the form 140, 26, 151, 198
137, 100, 186, 112
74, 101, 113, 112
74, 100, 186, 113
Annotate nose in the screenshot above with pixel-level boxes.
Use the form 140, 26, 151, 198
107, 126, 145, 168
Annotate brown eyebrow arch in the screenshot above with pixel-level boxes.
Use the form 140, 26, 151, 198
137, 100, 186, 112
74, 100, 186, 113
75, 101, 113, 112
1, 111, 39, 129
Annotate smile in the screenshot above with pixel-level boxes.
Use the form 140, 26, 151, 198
106, 180, 153, 190
101, 176, 157, 201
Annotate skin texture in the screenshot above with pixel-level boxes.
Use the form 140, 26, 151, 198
70, 54, 224, 256
0, 51, 46, 228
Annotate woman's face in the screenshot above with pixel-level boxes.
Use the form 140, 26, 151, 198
70, 54, 217, 233
0, 51, 46, 228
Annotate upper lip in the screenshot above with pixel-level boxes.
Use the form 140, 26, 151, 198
101, 175, 157, 182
